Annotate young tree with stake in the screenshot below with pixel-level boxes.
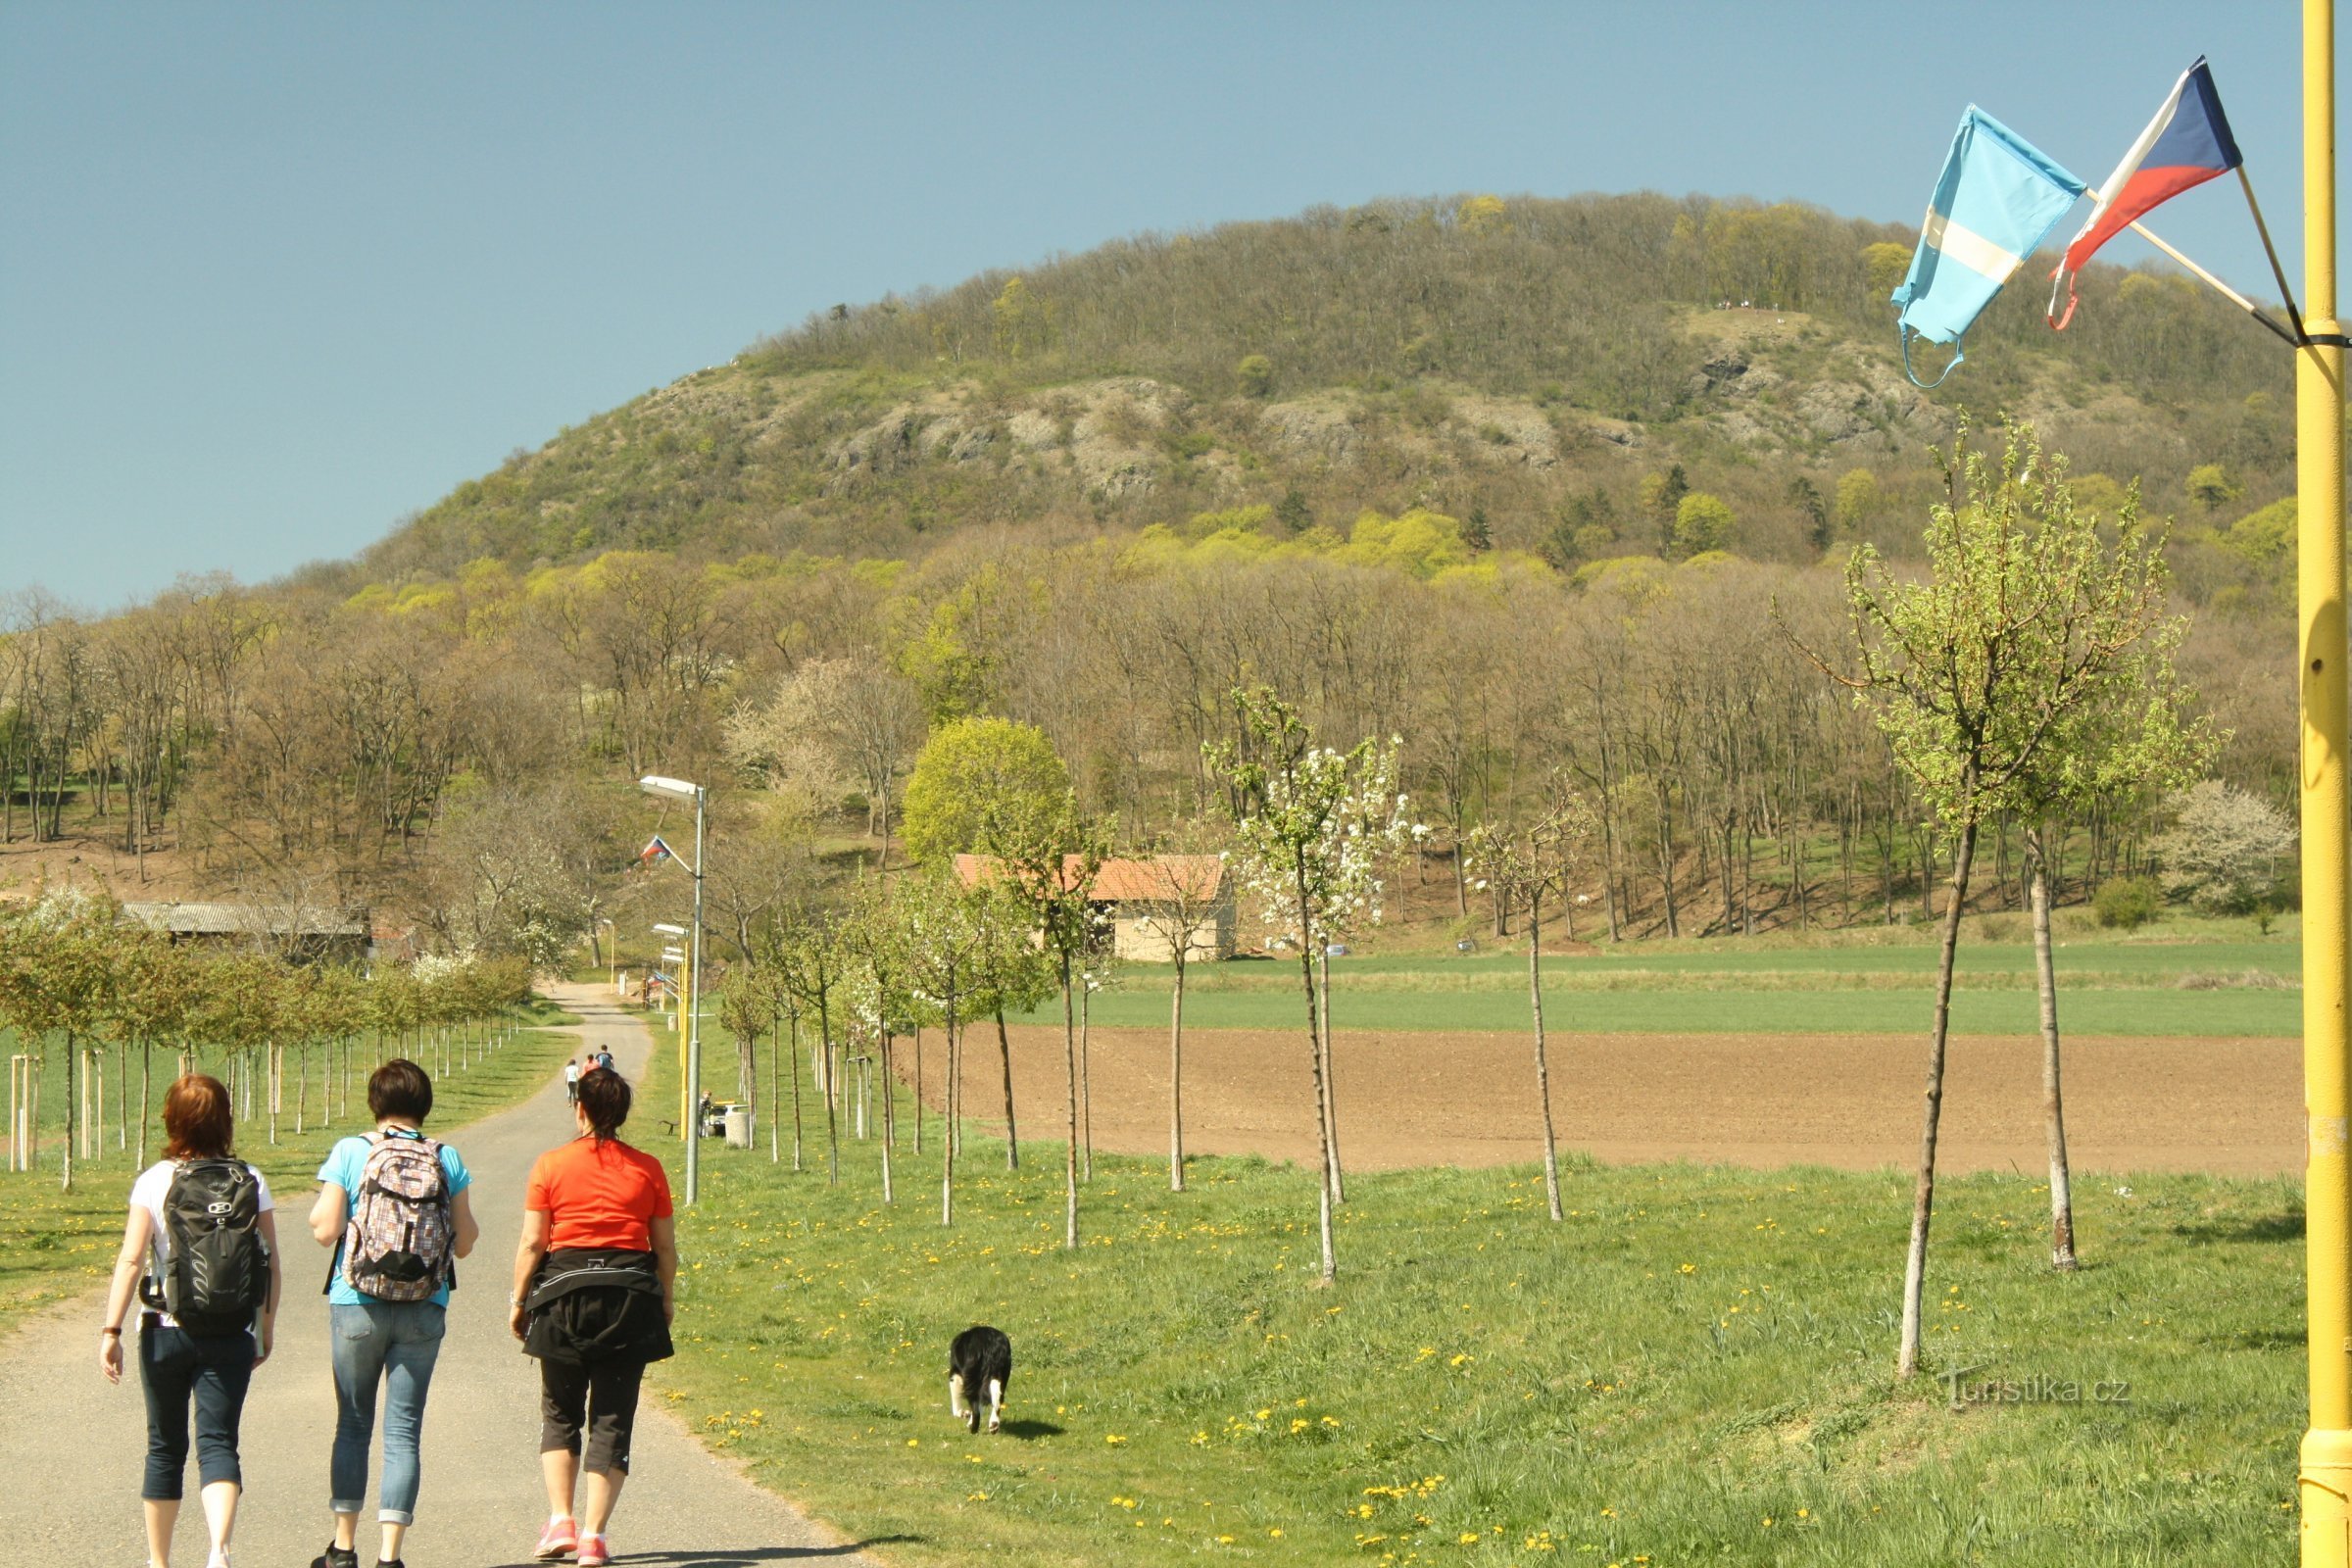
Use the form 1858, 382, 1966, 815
902, 868, 989, 1226
1206, 687, 1416, 1285
1791, 418, 2183, 1377
1998, 470, 2212, 1271
1121, 834, 1231, 1193
1466, 785, 1601, 1223
984, 790, 1109, 1251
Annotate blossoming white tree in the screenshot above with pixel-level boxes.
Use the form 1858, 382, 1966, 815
1206, 686, 1419, 1284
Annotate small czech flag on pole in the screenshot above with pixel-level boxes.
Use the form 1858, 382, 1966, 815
2048, 58, 2244, 329
638, 834, 675, 868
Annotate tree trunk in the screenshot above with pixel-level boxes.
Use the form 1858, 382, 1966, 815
818, 998, 840, 1187
911, 1025, 923, 1156
1316, 949, 1345, 1205
789, 1012, 805, 1174
995, 1008, 1019, 1170
1299, 943, 1337, 1285
1080, 978, 1094, 1183
768, 1021, 781, 1164
2028, 831, 2080, 1270
1529, 892, 1564, 1222
60, 1032, 75, 1193
137, 1041, 153, 1167
940, 1000, 958, 1226
1897, 814, 1978, 1379
1657, 796, 1682, 938
1061, 955, 1081, 1250
1168, 959, 1187, 1193
878, 1034, 895, 1204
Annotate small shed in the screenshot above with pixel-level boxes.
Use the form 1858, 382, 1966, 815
953, 854, 1236, 963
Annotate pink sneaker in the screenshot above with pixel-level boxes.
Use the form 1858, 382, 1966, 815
578, 1535, 612, 1567
535, 1516, 578, 1560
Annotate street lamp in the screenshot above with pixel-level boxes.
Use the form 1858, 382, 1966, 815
598, 916, 617, 988
640, 774, 708, 1206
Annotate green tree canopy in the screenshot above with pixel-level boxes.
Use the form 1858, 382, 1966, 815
1670, 493, 1737, 559
901, 716, 1072, 864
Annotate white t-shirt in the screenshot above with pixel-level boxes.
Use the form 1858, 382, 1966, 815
127, 1158, 275, 1330
564, 1062, 581, 1083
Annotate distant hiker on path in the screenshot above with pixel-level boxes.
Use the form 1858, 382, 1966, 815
511, 1065, 677, 1568
564, 1058, 582, 1106
593, 1048, 614, 1075
98, 1073, 282, 1568
307, 1058, 480, 1568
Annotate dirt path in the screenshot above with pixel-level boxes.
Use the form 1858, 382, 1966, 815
919, 1024, 2302, 1177
0, 983, 886, 1567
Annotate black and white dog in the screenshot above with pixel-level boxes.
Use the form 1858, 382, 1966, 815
948, 1324, 1012, 1435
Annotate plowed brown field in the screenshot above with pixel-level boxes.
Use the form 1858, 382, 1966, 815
904, 1024, 2299, 1176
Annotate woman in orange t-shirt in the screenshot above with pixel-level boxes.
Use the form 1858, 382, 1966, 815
509, 1066, 675, 1568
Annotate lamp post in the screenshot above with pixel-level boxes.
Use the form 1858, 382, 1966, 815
642, 776, 708, 1207
599, 917, 617, 989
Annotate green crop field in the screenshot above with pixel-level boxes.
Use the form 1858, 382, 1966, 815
642, 1022, 2305, 1568
1016, 935, 2305, 1038
0, 1003, 580, 1324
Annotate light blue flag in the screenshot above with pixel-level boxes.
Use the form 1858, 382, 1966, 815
1892, 106, 2086, 387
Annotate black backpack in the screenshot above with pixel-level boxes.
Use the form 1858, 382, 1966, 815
142, 1159, 270, 1336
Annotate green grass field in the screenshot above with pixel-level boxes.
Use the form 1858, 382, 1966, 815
0, 1002, 580, 1325
1019, 935, 2304, 1038
639, 1019, 2305, 1568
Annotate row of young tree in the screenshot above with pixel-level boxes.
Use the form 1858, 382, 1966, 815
681, 421, 2241, 1384
0, 890, 532, 1191
695, 682, 1415, 1292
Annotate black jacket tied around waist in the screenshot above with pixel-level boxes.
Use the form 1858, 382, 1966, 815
522, 1247, 673, 1366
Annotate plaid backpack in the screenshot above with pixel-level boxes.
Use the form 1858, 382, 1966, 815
338, 1134, 454, 1301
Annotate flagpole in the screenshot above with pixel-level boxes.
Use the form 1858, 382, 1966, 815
2297, 0, 2351, 1564
2112, 207, 2305, 345
2239, 166, 2312, 341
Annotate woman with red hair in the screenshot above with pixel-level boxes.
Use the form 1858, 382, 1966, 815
98, 1074, 282, 1568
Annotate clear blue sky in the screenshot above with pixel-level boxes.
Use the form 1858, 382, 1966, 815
2, 1, 2339, 608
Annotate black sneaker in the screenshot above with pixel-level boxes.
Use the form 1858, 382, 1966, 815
311, 1547, 358, 1568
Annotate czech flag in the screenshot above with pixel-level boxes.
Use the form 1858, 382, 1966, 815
1891, 106, 2085, 386
2048, 58, 2242, 328
638, 834, 674, 868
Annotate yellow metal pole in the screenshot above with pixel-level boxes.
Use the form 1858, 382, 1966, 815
2303, 1, 2352, 1564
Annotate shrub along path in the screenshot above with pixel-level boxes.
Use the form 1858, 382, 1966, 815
0, 982, 887, 1567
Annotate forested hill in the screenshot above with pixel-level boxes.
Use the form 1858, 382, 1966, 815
356, 192, 2294, 584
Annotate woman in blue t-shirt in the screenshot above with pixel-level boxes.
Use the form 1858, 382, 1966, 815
305, 1059, 479, 1568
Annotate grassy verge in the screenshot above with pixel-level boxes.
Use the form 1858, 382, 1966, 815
0, 998, 582, 1326
640, 1026, 2303, 1567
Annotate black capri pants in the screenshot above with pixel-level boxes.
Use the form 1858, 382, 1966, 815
138, 1317, 255, 1500
539, 1356, 647, 1477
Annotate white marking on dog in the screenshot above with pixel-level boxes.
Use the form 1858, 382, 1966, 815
986, 1377, 1004, 1432
949, 1372, 966, 1419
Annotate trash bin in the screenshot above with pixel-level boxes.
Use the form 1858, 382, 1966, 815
723, 1104, 754, 1149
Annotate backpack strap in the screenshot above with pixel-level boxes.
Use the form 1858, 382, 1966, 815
322, 1135, 376, 1297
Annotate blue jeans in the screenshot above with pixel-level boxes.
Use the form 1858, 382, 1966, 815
137, 1318, 254, 1500
328, 1300, 446, 1525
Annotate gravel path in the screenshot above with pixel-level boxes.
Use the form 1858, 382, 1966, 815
1, 983, 887, 1567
